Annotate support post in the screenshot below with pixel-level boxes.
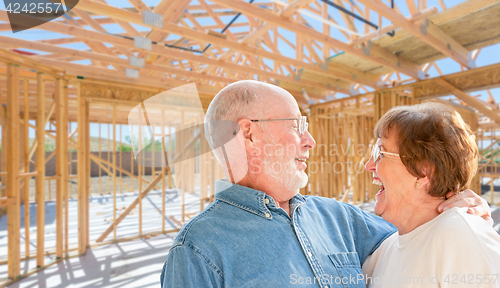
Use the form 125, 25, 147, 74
55, 78, 67, 259
77, 82, 89, 254
7, 63, 21, 279
36, 72, 45, 267
23, 79, 30, 258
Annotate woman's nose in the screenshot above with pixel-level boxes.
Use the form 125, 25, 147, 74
365, 156, 376, 172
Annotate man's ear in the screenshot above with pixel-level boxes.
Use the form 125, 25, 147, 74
239, 119, 260, 155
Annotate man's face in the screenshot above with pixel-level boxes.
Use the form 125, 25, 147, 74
256, 92, 316, 197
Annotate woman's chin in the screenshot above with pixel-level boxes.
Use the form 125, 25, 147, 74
374, 194, 385, 215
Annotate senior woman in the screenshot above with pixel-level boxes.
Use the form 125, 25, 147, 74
362, 102, 500, 288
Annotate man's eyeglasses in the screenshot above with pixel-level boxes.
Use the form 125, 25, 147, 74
371, 144, 400, 163
250, 116, 309, 136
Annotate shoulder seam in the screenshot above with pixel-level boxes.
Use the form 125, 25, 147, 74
177, 200, 222, 243
170, 243, 224, 282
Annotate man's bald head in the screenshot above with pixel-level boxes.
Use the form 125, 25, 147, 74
204, 81, 298, 180
205, 80, 292, 149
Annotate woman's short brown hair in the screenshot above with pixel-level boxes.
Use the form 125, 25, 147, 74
374, 102, 478, 198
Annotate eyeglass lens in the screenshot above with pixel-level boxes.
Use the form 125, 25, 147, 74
371, 145, 380, 162
300, 116, 308, 135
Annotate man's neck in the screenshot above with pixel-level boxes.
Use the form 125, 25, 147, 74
276, 200, 291, 216
237, 175, 296, 216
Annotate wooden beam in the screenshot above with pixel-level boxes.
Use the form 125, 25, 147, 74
96, 168, 168, 242
333, 0, 358, 39
72, 0, 380, 86
88, 153, 161, 190
0, 105, 6, 191
55, 78, 67, 259
0, 46, 63, 77
0, 197, 14, 206
95, 127, 202, 242
0, 15, 346, 94
434, 78, 500, 125
36, 72, 45, 267
127, 0, 152, 13
22, 79, 30, 259
358, 0, 472, 68
209, 0, 422, 79
11, 37, 231, 83
279, 0, 314, 18
77, 82, 89, 255
112, 105, 117, 240
6, 63, 21, 280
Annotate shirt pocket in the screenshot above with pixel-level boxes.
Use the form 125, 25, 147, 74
328, 252, 365, 288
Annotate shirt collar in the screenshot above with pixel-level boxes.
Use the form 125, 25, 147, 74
214, 180, 306, 219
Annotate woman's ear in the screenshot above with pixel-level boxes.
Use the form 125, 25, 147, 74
418, 164, 433, 189
239, 119, 260, 155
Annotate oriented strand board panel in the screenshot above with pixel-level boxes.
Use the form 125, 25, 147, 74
329, 0, 500, 75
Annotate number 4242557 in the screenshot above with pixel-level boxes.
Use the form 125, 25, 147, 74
6, 2, 64, 14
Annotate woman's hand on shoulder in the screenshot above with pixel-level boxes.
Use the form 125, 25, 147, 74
438, 189, 491, 221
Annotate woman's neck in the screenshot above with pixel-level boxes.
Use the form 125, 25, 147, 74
393, 198, 444, 235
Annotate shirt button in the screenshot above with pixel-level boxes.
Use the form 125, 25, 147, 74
265, 199, 270, 204
265, 213, 271, 218
308, 252, 312, 257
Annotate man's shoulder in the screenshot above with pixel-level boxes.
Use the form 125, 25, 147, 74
303, 195, 362, 215
173, 200, 226, 245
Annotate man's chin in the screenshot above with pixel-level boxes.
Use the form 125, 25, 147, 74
295, 172, 309, 189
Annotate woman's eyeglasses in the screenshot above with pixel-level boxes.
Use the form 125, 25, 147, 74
371, 144, 401, 163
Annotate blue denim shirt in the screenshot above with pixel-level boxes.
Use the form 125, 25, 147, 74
161, 180, 396, 287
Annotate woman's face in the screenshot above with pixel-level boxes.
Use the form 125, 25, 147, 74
364, 131, 420, 223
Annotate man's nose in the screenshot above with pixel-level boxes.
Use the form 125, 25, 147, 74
302, 130, 316, 149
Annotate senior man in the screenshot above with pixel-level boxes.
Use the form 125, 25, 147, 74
161, 80, 489, 287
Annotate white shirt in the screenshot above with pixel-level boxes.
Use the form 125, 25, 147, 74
362, 207, 500, 288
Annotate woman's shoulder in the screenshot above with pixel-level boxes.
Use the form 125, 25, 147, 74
433, 207, 491, 232
431, 207, 500, 249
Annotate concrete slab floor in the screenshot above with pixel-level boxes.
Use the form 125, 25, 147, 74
7, 234, 176, 288
0, 188, 202, 287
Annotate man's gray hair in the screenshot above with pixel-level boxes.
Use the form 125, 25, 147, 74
204, 80, 275, 166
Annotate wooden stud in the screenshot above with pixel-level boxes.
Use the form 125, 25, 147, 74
113, 105, 117, 240
161, 111, 166, 232
99, 123, 101, 195
180, 111, 185, 223
64, 80, 69, 257
108, 123, 111, 194
77, 81, 89, 255
7, 63, 21, 280
138, 108, 142, 236
55, 78, 67, 259
95, 168, 168, 242
1, 104, 7, 199
23, 79, 30, 258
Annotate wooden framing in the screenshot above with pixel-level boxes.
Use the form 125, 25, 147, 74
77, 81, 90, 255
55, 78, 67, 259
36, 72, 45, 267
6, 63, 20, 279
